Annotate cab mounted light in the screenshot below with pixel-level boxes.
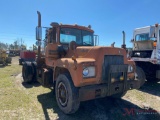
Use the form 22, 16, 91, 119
153, 41, 157, 47
88, 25, 91, 29
155, 23, 159, 27
50, 22, 59, 27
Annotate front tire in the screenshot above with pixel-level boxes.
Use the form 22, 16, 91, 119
55, 74, 80, 114
135, 66, 146, 86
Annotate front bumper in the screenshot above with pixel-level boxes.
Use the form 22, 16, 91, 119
79, 80, 141, 101
79, 64, 140, 101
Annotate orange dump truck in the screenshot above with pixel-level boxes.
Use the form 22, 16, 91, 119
22, 11, 145, 114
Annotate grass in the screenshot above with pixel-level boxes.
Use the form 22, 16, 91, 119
0, 57, 160, 120
0, 63, 54, 120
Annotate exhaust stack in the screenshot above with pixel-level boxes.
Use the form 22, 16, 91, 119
121, 31, 126, 49
37, 11, 41, 27
37, 11, 41, 60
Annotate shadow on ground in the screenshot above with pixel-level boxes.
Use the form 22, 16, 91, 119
139, 80, 160, 97
37, 91, 160, 120
22, 81, 41, 88
0, 64, 11, 68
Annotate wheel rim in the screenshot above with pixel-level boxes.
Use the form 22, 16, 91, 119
58, 82, 68, 107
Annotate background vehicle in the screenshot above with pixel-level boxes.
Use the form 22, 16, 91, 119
22, 11, 145, 114
8, 49, 20, 57
130, 24, 160, 81
19, 51, 36, 65
0, 49, 12, 66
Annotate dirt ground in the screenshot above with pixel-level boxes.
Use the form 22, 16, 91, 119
3, 57, 160, 120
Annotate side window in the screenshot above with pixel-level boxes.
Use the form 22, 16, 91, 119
49, 28, 57, 43
82, 30, 93, 45
83, 35, 92, 44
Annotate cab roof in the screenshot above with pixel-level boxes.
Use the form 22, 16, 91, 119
50, 22, 94, 33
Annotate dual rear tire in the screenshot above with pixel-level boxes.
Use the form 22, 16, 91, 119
22, 62, 36, 83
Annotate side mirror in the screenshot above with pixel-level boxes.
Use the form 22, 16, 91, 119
149, 26, 156, 38
94, 35, 99, 46
69, 41, 77, 50
131, 39, 134, 42
36, 27, 42, 40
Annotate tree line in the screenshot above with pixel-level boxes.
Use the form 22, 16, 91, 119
0, 40, 27, 50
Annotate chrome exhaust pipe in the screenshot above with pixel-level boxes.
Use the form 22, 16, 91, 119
37, 11, 41, 60
37, 11, 41, 27
121, 31, 126, 49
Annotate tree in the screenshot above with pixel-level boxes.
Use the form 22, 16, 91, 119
0, 42, 8, 50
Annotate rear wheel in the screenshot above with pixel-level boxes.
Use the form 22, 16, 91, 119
55, 74, 80, 114
19, 59, 23, 65
31, 62, 37, 82
2, 59, 6, 66
22, 62, 34, 83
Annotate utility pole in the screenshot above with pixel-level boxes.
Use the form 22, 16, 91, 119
21, 38, 22, 50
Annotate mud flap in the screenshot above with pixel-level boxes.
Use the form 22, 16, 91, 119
37, 68, 53, 88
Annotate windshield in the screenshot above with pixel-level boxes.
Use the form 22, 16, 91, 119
60, 28, 94, 46
135, 33, 157, 41
135, 33, 150, 41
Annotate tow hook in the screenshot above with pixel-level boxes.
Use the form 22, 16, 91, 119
115, 87, 119, 91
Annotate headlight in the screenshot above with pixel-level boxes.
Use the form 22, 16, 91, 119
83, 68, 89, 76
83, 66, 95, 78
128, 65, 133, 73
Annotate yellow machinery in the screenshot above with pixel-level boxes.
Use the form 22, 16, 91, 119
0, 49, 12, 66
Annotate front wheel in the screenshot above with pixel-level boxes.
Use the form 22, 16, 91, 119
135, 66, 146, 87
55, 74, 80, 114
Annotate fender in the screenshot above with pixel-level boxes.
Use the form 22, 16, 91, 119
54, 58, 96, 87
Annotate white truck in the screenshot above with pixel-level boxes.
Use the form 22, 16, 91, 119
130, 24, 160, 81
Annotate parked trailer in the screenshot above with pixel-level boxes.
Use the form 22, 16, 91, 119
22, 11, 145, 114
19, 51, 36, 65
130, 24, 160, 81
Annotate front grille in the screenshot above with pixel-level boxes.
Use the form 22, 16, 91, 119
102, 55, 124, 82
131, 50, 152, 58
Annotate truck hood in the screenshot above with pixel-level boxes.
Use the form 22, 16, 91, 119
133, 40, 154, 50
75, 46, 126, 59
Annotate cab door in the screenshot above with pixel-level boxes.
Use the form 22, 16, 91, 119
45, 27, 59, 66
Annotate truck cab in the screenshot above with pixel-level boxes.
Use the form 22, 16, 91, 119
131, 24, 160, 80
